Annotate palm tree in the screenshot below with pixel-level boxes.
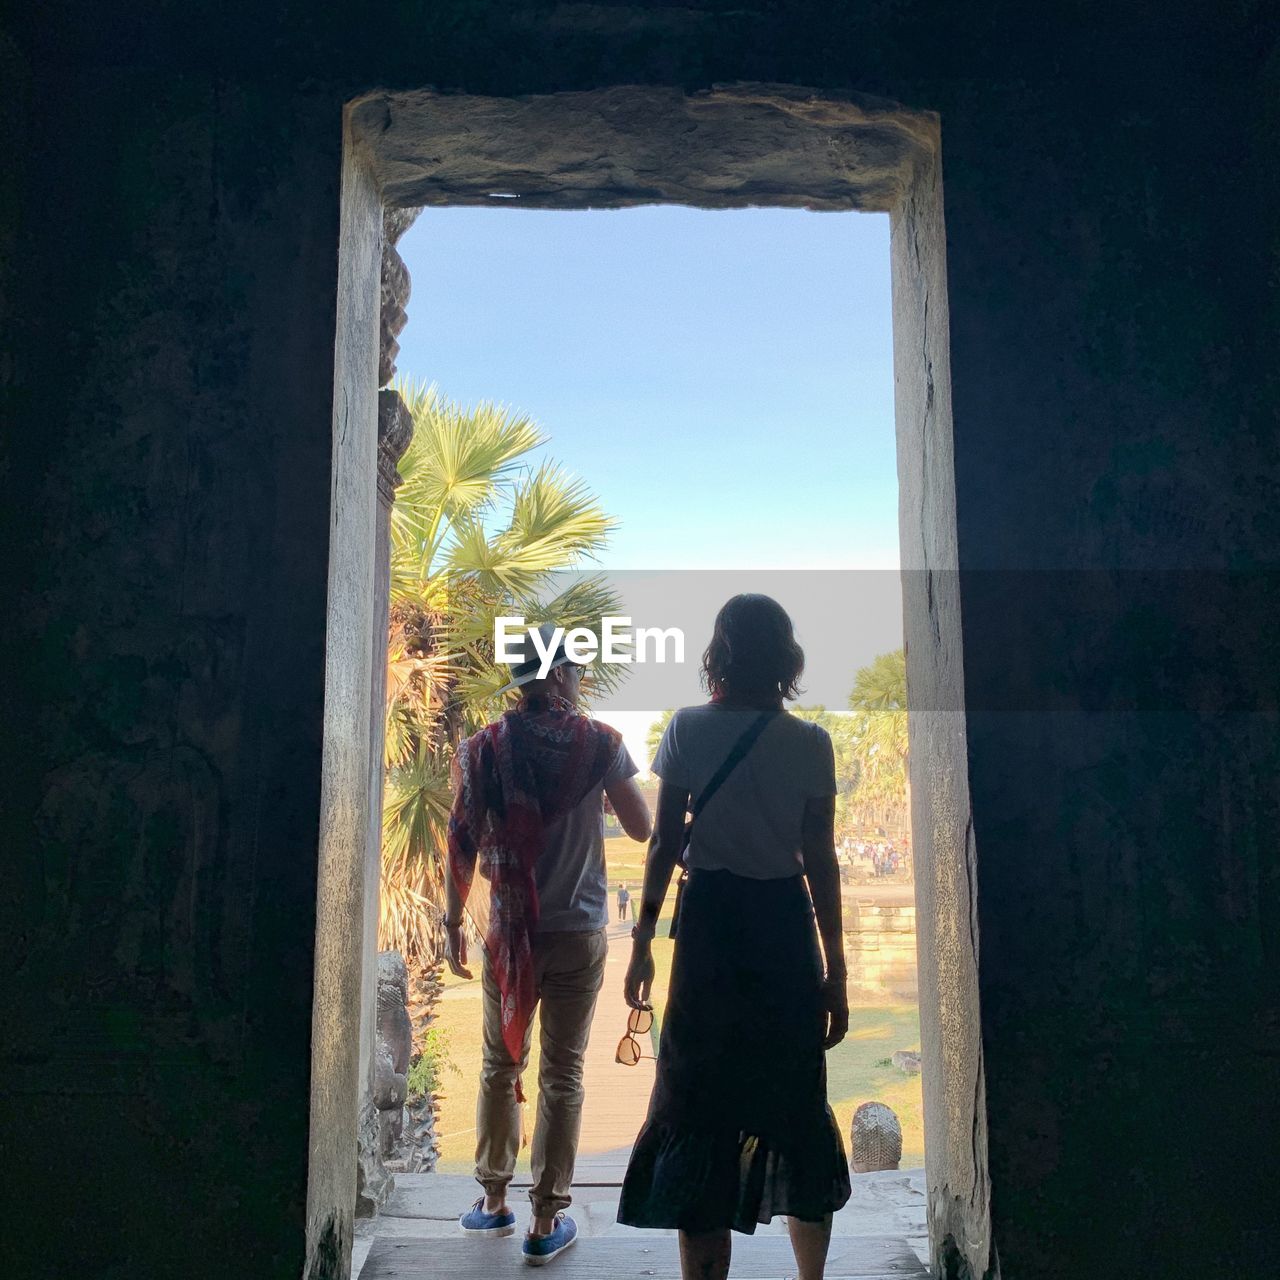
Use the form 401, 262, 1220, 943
646, 709, 675, 764
381, 382, 624, 966
791, 705, 860, 834
846, 649, 910, 833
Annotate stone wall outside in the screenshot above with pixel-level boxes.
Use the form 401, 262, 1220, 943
2, 5, 1277, 1278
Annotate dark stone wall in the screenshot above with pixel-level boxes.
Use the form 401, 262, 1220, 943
0, 66, 349, 1277
2, 3, 1276, 1278
941, 75, 1280, 1276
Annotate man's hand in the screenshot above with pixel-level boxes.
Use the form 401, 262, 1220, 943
821, 973, 849, 1050
445, 922, 472, 980
624, 940, 655, 1009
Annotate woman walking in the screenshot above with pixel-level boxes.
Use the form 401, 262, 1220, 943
618, 594, 851, 1280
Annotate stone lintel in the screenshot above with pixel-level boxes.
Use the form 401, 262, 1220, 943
351, 83, 936, 213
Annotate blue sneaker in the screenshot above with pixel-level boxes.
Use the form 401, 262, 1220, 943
522, 1213, 578, 1266
459, 1198, 516, 1237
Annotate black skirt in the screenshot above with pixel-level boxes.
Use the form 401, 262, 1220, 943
618, 868, 852, 1234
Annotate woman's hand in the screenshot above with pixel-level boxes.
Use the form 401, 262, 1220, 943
820, 972, 849, 1049
624, 940, 655, 1009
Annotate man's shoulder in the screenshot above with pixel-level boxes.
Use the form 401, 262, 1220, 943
583, 716, 622, 742
582, 718, 625, 766
457, 720, 498, 759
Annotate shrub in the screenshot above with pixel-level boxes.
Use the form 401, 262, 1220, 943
406, 1026, 457, 1100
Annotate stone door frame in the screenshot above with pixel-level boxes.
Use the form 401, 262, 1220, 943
312, 83, 987, 1280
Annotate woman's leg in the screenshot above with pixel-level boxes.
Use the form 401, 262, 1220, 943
678, 1229, 731, 1280
786, 1214, 833, 1280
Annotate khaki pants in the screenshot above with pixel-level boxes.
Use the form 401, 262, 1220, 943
475, 926, 609, 1218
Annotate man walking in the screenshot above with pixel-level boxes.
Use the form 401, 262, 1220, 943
445, 623, 651, 1265
616, 883, 630, 921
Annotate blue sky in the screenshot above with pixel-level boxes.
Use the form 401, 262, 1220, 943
396, 206, 898, 571
397, 206, 900, 762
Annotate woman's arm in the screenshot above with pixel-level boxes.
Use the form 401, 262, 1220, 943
635, 779, 689, 936
623, 778, 689, 1007
801, 793, 849, 1048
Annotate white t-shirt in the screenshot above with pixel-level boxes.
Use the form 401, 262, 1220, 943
651, 703, 836, 880
535, 736, 637, 932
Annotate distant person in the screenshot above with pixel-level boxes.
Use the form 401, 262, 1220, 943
617, 883, 631, 920
445, 622, 651, 1265
618, 593, 851, 1280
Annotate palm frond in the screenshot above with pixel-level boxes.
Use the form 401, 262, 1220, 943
502, 463, 619, 564
380, 742, 455, 958
442, 514, 551, 598
848, 649, 908, 712
526, 576, 630, 701
390, 380, 548, 583
380, 384, 623, 963
845, 649, 910, 830
647, 709, 675, 760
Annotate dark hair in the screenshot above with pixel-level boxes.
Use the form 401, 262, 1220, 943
701, 594, 805, 703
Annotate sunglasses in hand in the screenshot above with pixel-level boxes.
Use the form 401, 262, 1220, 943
615, 1005, 655, 1066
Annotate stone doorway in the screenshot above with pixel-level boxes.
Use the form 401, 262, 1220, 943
313, 83, 983, 1280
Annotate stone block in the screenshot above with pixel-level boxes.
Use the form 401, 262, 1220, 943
851, 1102, 903, 1174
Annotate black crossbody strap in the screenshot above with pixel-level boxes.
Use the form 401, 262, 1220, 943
667, 709, 778, 941
690, 708, 779, 821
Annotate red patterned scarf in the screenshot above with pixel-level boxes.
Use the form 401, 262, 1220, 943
447, 694, 620, 1090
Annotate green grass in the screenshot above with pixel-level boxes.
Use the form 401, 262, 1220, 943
431, 834, 923, 1172
825, 1005, 923, 1166
603, 833, 653, 898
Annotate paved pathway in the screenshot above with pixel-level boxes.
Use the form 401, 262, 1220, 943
566, 914, 657, 1172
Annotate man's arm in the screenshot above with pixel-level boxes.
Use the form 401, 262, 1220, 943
443, 885, 473, 979
605, 773, 652, 842
445, 864, 467, 924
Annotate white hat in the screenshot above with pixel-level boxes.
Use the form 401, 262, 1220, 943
494, 621, 579, 697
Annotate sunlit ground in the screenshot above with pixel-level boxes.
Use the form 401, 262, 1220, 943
430, 836, 923, 1173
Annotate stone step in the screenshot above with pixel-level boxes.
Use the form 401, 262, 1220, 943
360, 1233, 927, 1279
372, 1170, 928, 1247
